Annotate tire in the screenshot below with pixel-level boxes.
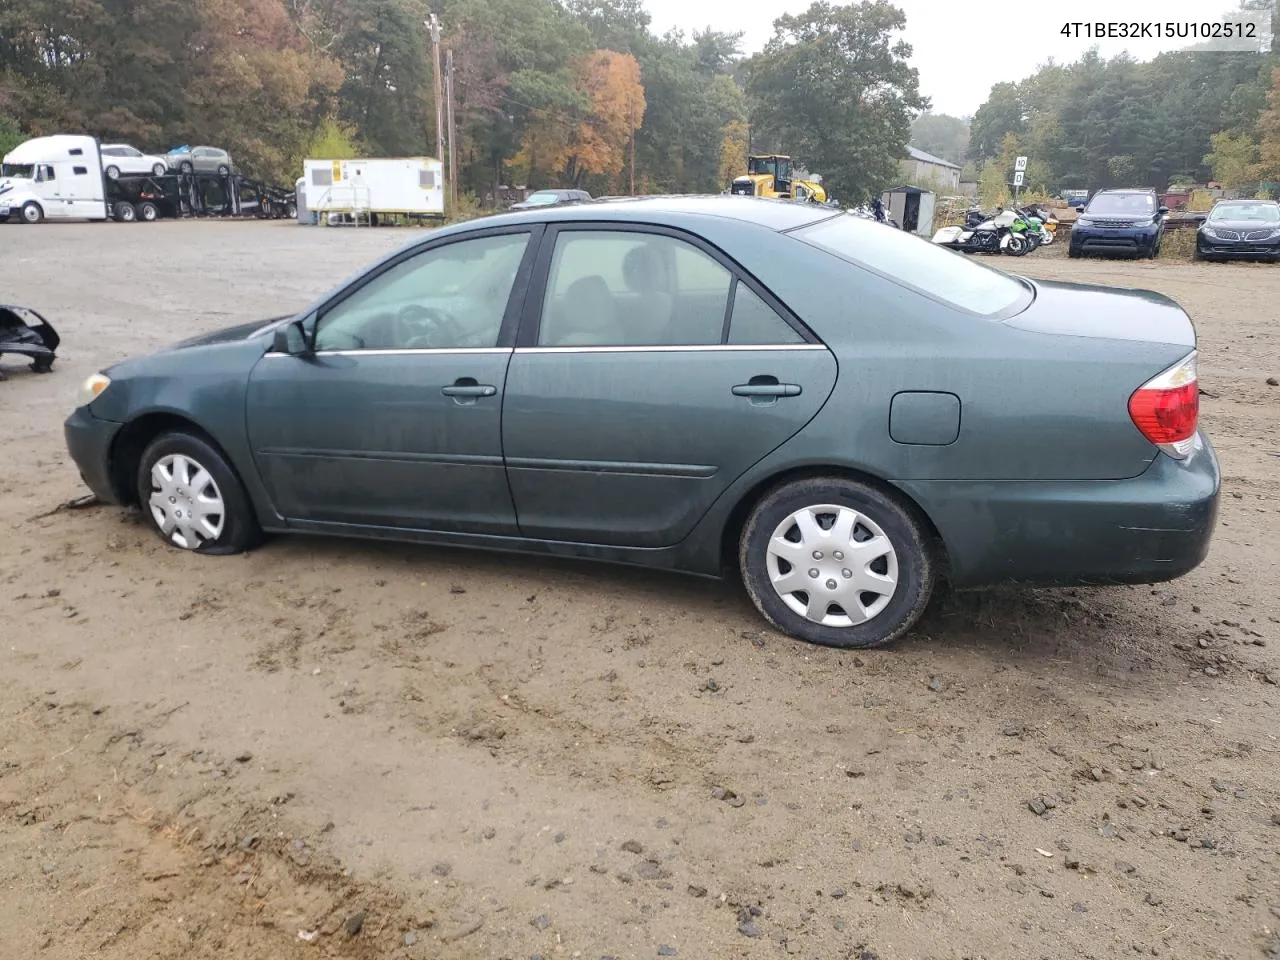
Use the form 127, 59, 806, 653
20, 201, 44, 224
138, 201, 159, 222
105, 165, 120, 180
114, 201, 137, 222
1067, 244, 1081, 259
136, 431, 262, 555
152, 163, 166, 176
1003, 234, 1029, 256
217, 165, 229, 177
286, 202, 297, 219
738, 477, 936, 649
180, 161, 193, 174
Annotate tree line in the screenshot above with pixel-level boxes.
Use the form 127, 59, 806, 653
0, 0, 925, 204
963, 3, 1279, 201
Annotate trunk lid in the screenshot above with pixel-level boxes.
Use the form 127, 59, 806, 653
1004, 278, 1195, 348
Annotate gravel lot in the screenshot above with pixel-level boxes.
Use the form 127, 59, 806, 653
2, 220, 1278, 960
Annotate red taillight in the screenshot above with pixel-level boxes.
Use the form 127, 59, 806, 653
1128, 352, 1198, 459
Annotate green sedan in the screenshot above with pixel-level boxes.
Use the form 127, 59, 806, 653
64, 197, 1220, 648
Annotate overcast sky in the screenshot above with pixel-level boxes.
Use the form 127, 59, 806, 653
644, 0, 1268, 116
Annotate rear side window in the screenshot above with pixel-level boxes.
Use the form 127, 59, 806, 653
728, 283, 804, 345
72, 166, 87, 175
795, 214, 1030, 317
539, 230, 732, 347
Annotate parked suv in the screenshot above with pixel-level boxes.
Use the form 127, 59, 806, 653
1068, 188, 1168, 259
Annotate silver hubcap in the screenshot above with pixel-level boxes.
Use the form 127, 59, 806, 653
766, 504, 899, 628
148, 454, 225, 550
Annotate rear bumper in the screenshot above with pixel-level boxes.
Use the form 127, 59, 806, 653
64, 405, 124, 504
900, 432, 1221, 588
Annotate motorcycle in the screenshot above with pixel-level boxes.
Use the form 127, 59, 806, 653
1017, 205, 1057, 246
0, 304, 60, 380
932, 207, 1029, 256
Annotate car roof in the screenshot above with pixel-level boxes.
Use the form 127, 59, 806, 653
1212, 198, 1275, 204
487, 195, 835, 232
1095, 188, 1155, 195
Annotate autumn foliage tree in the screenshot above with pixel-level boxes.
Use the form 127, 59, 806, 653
516, 50, 644, 188
1255, 67, 1280, 183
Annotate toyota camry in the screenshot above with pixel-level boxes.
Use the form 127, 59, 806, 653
64, 196, 1220, 648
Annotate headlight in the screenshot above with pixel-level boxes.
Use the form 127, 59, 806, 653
1202, 226, 1217, 238
77, 373, 111, 407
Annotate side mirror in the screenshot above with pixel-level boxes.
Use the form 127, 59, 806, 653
1157, 206, 1169, 215
271, 318, 312, 356
1075, 206, 1085, 213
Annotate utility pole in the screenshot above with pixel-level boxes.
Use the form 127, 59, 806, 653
445, 48, 458, 209
426, 14, 444, 161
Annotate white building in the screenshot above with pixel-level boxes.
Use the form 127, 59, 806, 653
901, 146, 961, 192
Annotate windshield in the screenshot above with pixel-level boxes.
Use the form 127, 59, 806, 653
1085, 193, 1155, 217
796, 213, 1030, 317
1208, 203, 1279, 223
524, 192, 560, 205
0, 163, 34, 179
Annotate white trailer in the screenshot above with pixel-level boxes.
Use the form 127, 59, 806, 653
302, 157, 445, 221
0, 134, 109, 223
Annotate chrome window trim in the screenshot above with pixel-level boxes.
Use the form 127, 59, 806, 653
515, 344, 828, 354
262, 347, 513, 358
263, 344, 827, 358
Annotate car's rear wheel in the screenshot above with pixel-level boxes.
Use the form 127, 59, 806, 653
138, 201, 159, 222
152, 163, 166, 176
738, 477, 935, 649
180, 161, 193, 174
217, 164, 230, 177
136, 431, 261, 555
105, 165, 120, 180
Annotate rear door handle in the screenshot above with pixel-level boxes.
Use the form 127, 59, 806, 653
732, 380, 802, 398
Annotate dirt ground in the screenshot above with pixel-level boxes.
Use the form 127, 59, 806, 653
1, 220, 1278, 960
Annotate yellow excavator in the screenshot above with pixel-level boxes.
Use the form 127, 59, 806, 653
729, 154, 828, 203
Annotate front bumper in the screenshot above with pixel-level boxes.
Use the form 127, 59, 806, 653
900, 432, 1221, 588
1072, 229, 1158, 255
1197, 239, 1280, 259
64, 405, 124, 504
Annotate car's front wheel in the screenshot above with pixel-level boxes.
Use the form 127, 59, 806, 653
738, 477, 936, 649
136, 431, 261, 555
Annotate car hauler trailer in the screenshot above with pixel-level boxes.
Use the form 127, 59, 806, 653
0, 134, 110, 222
104, 171, 297, 222
302, 157, 445, 224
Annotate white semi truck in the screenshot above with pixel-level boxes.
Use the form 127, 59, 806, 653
0, 134, 111, 223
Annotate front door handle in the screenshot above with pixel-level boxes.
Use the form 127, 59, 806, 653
732, 375, 802, 402
442, 378, 497, 404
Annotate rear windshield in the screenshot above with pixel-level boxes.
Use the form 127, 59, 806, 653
794, 214, 1031, 317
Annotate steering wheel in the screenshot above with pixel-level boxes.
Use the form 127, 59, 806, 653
392, 304, 465, 349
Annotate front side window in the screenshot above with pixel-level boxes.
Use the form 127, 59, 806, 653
314, 232, 530, 352
796, 213, 1030, 317
36, 165, 55, 182
538, 230, 733, 347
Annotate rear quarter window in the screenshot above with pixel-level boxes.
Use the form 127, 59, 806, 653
794, 214, 1031, 318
